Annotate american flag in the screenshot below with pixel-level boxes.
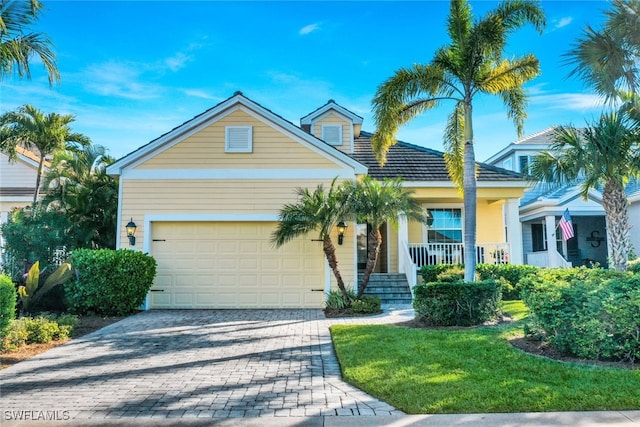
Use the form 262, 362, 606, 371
559, 209, 574, 241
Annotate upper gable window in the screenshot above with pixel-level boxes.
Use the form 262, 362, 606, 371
225, 126, 253, 153
322, 124, 342, 145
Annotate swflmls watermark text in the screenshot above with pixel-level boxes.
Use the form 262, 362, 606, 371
4, 410, 70, 421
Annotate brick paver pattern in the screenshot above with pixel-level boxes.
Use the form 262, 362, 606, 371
0, 309, 412, 421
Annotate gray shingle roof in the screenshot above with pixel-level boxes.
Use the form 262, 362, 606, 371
351, 131, 526, 182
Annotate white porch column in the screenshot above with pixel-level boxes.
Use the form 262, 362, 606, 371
505, 198, 523, 265
545, 215, 559, 267
397, 215, 409, 271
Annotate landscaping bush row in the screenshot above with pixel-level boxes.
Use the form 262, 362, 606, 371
413, 279, 502, 326
419, 263, 539, 300
522, 267, 640, 362
1, 314, 77, 351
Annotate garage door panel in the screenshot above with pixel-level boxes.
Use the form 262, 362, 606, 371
150, 221, 324, 309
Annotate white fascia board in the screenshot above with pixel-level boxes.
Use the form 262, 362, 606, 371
484, 144, 516, 164
120, 168, 359, 180
145, 213, 279, 223
629, 191, 640, 203
520, 205, 605, 222
402, 180, 530, 189
300, 102, 363, 125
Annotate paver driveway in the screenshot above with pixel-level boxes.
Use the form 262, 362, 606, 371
0, 309, 411, 422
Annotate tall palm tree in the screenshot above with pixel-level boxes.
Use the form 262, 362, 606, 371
342, 176, 429, 298
564, 0, 640, 99
1, 0, 60, 86
530, 108, 640, 271
371, 0, 545, 281
43, 144, 118, 249
0, 104, 90, 204
271, 179, 353, 302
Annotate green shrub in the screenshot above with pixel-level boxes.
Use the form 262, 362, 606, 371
419, 264, 452, 283
413, 279, 502, 326
522, 267, 640, 362
0, 274, 17, 340
1, 313, 77, 351
477, 264, 539, 300
0, 204, 77, 281
628, 258, 640, 274
65, 249, 157, 316
349, 296, 382, 314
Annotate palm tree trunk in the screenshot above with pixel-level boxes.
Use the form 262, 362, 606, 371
462, 103, 477, 282
357, 227, 382, 299
602, 179, 630, 271
322, 236, 352, 302
33, 157, 45, 205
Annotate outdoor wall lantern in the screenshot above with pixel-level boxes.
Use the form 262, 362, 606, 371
337, 221, 348, 245
126, 218, 137, 246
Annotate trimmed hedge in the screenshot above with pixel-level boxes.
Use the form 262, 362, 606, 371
413, 279, 502, 326
476, 264, 539, 300
522, 267, 640, 362
420, 263, 537, 300
0, 274, 16, 340
629, 258, 640, 274
65, 249, 157, 316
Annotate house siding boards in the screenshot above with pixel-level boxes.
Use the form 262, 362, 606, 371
135, 109, 341, 170
312, 113, 351, 150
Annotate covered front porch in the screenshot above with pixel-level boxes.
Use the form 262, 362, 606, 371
356, 193, 524, 292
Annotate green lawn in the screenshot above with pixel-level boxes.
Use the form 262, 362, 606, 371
330, 301, 640, 414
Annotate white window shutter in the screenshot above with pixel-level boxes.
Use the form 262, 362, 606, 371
322, 125, 342, 145
225, 126, 252, 152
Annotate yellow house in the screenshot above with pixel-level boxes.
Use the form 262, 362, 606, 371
0, 147, 50, 257
107, 92, 528, 309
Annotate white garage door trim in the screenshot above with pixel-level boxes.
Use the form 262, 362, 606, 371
141, 214, 331, 309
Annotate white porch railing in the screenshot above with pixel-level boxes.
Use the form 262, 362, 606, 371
407, 242, 511, 268
399, 240, 418, 296
526, 249, 572, 268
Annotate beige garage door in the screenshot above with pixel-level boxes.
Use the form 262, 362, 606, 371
149, 221, 325, 309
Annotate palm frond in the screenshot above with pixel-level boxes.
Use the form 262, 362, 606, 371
443, 103, 465, 191
372, 64, 452, 164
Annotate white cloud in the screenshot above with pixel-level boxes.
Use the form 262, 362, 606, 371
182, 88, 222, 101
553, 16, 573, 29
531, 92, 604, 111
164, 52, 193, 72
81, 62, 163, 100
299, 23, 320, 35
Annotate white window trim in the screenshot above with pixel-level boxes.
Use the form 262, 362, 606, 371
321, 124, 342, 145
422, 205, 464, 244
225, 126, 253, 153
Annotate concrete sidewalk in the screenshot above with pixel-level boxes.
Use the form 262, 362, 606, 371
1, 307, 638, 426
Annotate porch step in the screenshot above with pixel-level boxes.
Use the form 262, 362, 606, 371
358, 273, 413, 305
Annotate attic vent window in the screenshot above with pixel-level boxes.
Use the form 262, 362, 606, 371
225, 126, 252, 153
322, 125, 342, 145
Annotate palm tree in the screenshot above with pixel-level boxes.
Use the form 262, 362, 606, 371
0, 104, 90, 204
43, 144, 118, 249
271, 179, 353, 302
371, 0, 545, 281
1, 0, 60, 86
530, 108, 640, 271
564, 0, 640, 99
342, 176, 429, 298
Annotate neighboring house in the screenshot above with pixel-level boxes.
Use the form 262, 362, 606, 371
0, 147, 50, 256
486, 127, 640, 268
106, 92, 529, 309
627, 180, 640, 258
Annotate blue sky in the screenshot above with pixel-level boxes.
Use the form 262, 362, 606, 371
2, 0, 610, 162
